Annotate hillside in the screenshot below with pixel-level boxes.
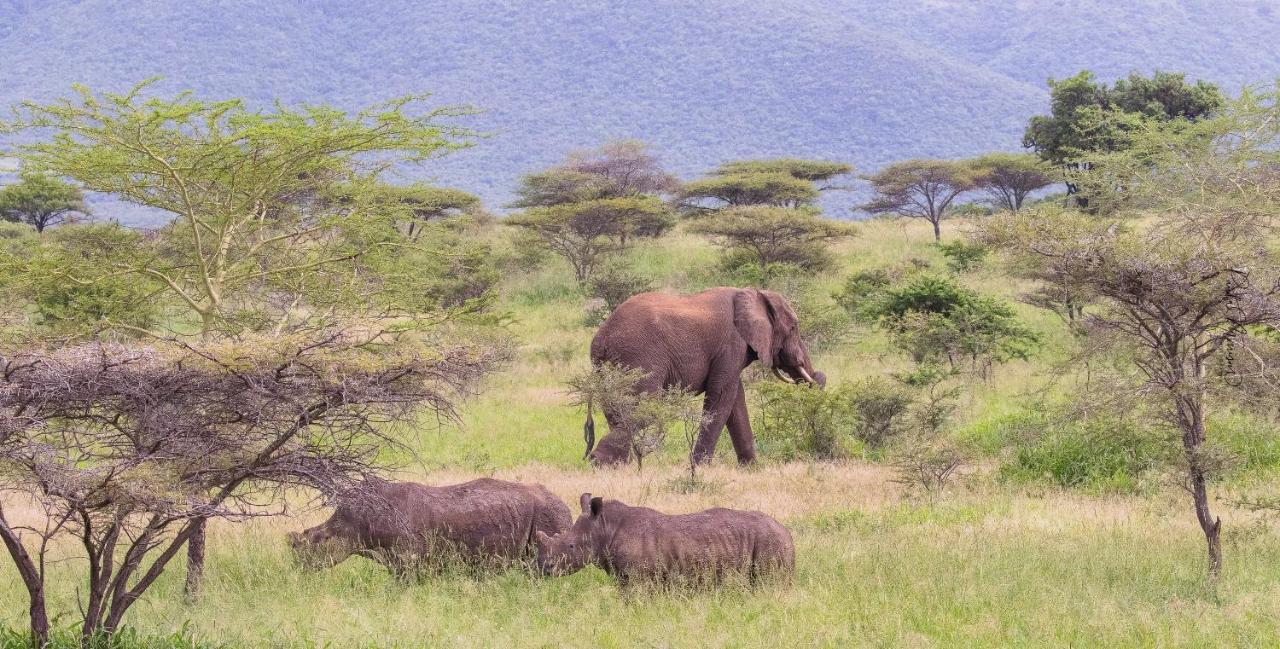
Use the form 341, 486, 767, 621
1, 0, 1278, 223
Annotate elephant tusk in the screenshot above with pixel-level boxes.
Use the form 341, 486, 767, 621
772, 367, 796, 384
798, 367, 816, 384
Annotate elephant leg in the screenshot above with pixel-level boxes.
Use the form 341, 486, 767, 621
691, 370, 739, 465
725, 380, 756, 465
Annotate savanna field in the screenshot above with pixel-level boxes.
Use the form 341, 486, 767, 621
6, 218, 1279, 649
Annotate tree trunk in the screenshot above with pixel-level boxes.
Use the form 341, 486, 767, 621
1174, 367, 1222, 581
1190, 463, 1222, 579
0, 509, 50, 648
931, 218, 942, 242
27, 590, 48, 648
184, 519, 206, 601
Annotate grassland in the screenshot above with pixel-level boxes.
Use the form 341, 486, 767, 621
3, 218, 1279, 648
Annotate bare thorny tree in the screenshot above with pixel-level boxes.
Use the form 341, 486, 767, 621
0, 329, 504, 646
978, 88, 1280, 581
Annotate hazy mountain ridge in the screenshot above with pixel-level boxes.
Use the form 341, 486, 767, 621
1, 0, 1277, 224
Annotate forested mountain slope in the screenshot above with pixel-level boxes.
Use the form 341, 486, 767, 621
1, 0, 1277, 221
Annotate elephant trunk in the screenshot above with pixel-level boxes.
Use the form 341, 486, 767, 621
583, 395, 596, 460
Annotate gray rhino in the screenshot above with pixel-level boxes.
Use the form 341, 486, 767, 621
289, 477, 571, 574
535, 493, 794, 586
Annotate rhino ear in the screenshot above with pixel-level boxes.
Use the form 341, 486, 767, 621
589, 497, 604, 518
579, 493, 593, 515
535, 530, 551, 548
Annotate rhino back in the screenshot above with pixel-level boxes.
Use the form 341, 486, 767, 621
603, 505, 792, 579
346, 479, 561, 557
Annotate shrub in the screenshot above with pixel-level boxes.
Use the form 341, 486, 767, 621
936, 240, 989, 273
583, 263, 654, 325
834, 268, 894, 322
689, 205, 856, 273
751, 376, 917, 460
751, 381, 862, 461
872, 275, 1040, 373
847, 377, 916, 447
1000, 414, 1164, 493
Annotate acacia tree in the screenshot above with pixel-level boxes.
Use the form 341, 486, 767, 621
965, 153, 1054, 212
4, 81, 479, 339
677, 158, 850, 213
0, 171, 89, 232
359, 183, 480, 240
0, 331, 504, 645
562, 139, 680, 198
688, 205, 856, 273
1, 81, 493, 598
979, 89, 1280, 579
508, 140, 676, 282
506, 197, 671, 282
862, 159, 976, 241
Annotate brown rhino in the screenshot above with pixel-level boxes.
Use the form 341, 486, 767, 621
288, 477, 571, 575
535, 493, 794, 586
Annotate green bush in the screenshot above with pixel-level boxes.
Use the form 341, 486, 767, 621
752, 381, 863, 461
752, 377, 917, 460
834, 268, 894, 322
1000, 414, 1164, 493
936, 240, 989, 273
582, 263, 654, 325
871, 275, 1040, 370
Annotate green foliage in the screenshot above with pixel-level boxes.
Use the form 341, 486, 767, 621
834, 268, 895, 322
399, 224, 501, 312
506, 196, 674, 282
752, 382, 863, 460
1000, 413, 1164, 494
565, 364, 701, 469
0, 170, 88, 232
936, 240, 988, 273
583, 263, 654, 325
713, 159, 852, 183
688, 205, 856, 273
679, 173, 818, 210
847, 377, 917, 447
1, 223, 160, 335
510, 169, 610, 207
1023, 70, 1224, 167
678, 157, 849, 213
867, 274, 1040, 370
4, 81, 479, 338
753, 377, 918, 460
508, 141, 676, 283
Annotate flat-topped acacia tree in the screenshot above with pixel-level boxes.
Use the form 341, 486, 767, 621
861, 159, 976, 242
677, 157, 851, 213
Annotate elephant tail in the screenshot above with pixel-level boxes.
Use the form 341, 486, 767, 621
583, 395, 596, 460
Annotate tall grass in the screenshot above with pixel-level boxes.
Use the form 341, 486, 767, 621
5, 219, 1278, 647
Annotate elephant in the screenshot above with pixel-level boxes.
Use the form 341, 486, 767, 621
583, 287, 826, 466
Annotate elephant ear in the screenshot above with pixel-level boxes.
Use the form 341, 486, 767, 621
734, 289, 775, 368
760, 290, 798, 338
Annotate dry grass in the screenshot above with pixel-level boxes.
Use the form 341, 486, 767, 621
5, 218, 1280, 647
